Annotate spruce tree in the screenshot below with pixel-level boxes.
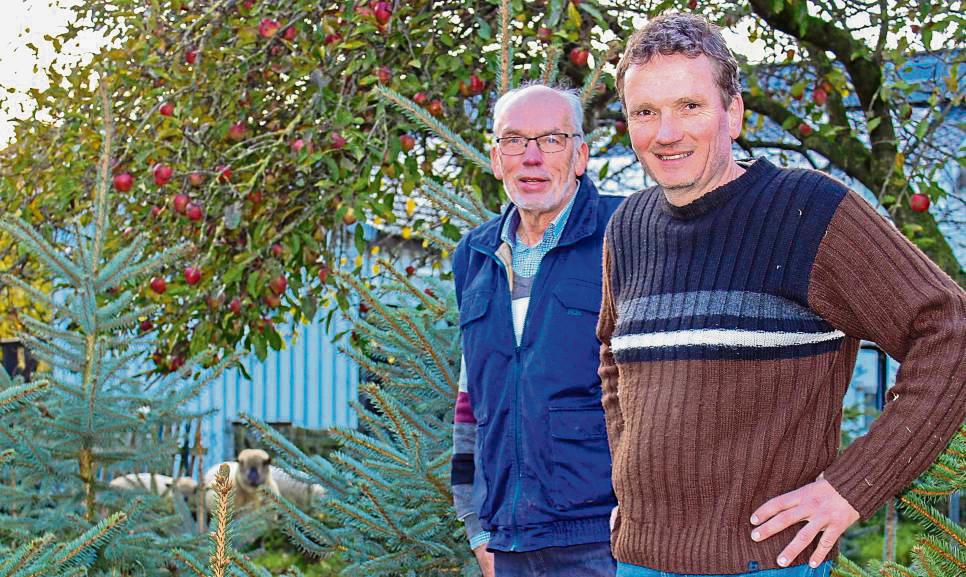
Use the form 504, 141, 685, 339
0, 83, 240, 576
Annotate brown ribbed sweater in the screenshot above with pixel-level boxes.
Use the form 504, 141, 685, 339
597, 159, 965, 573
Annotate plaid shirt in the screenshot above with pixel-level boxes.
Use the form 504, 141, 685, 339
500, 190, 577, 278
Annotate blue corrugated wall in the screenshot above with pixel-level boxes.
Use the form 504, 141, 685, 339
189, 310, 359, 463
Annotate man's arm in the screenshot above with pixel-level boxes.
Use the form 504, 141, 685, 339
451, 355, 493, 575
752, 190, 966, 568
598, 241, 625, 458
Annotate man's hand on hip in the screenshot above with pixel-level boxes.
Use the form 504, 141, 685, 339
473, 544, 495, 577
750, 478, 860, 568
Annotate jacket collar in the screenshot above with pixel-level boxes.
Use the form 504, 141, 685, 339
470, 173, 601, 253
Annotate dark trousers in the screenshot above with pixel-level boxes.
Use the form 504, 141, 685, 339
494, 542, 617, 577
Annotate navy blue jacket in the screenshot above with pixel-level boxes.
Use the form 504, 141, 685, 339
452, 175, 622, 552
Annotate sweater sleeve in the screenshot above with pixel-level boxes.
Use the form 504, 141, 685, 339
809, 190, 966, 519
597, 239, 625, 458
450, 354, 489, 546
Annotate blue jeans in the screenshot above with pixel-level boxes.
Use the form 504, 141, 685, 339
494, 542, 616, 577
616, 561, 832, 577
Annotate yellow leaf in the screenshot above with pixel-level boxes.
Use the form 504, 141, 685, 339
405, 198, 416, 217
401, 226, 412, 240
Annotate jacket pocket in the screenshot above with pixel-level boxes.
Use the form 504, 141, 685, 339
547, 406, 613, 511
459, 290, 491, 327
552, 280, 602, 316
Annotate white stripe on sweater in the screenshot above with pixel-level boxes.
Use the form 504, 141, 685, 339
612, 329, 845, 351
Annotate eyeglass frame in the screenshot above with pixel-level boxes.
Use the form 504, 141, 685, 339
493, 132, 583, 155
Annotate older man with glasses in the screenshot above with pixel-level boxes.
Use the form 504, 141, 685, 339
449, 83, 624, 577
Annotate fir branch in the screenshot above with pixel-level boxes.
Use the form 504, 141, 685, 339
327, 429, 409, 468
419, 177, 494, 225
171, 549, 208, 577
0, 273, 80, 324
90, 81, 114, 274
119, 241, 191, 287
0, 380, 49, 417
413, 229, 457, 253
376, 259, 447, 316
0, 534, 55, 577
0, 217, 83, 286
209, 464, 235, 577
93, 234, 148, 291
93, 289, 140, 324
830, 555, 873, 577
899, 493, 966, 548
25, 511, 128, 577
498, 0, 512, 95
228, 550, 274, 577
581, 53, 606, 107
19, 316, 86, 346
541, 44, 560, 86
374, 85, 491, 172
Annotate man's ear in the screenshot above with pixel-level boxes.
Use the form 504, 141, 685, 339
574, 140, 590, 177
728, 94, 744, 140
490, 145, 504, 181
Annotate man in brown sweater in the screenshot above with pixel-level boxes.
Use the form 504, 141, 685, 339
599, 12, 965, 577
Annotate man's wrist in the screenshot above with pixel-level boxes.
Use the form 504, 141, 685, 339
469, 530, 491, 550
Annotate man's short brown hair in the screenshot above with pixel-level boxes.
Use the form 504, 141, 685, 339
615, 13, 741, 108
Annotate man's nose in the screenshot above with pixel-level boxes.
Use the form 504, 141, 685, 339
655, 113, 683, 145
521, 139, 544, 164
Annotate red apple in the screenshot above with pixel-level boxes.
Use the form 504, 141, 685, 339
428, 99, 444, 117
227, 122, 246, 142
217, 165, 232, 183
188, 172, 205, 187
172, 193, 190, 214
228, 297, 242, 314
318, 266, 329, 283
399, 134, 416, 152
140, 319, 154, 333
424, 288, 435, 298
798, 123, 813, 137
342, 207, 357, 225
330, 132, 347, 149
471, 74, 485, 94
413, 92, 428, 105
324, 32, 342, 45
615, 120, 627, 135
271, 243, 284, 257
150, 205, 162, 218
247, 190, 263, 205
373, 1, 392, 25
358, 302, 370, 313
812, 87, 828, 106
258, 18, 280, 38
186, 202, 204, 221
185, 49, 198, 64
405, 265, 415, 276
169, 355, 185, 371
537, 27, 552, 42
291, 138, 306, 153
153, 164, 173, 186
376, 66, 392, 85
569, 47, 589, 67
184, 266, 202, 285
159, 102, 174, 116
909, 193, 930, 213
150, 277, 167, 294
282, 26, 297, 41
687, 0, 697, 9
113, 172, 133, 192
263, 293, 281, 308
269, 274, 287, 295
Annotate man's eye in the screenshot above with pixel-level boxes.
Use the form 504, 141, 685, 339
685, 102, 700, 110
635, 109, 652, 117
504, 137, 525, 145
543, 134, 562, 145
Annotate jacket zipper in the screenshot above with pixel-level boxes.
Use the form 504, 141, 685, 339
470, 240, 561, 552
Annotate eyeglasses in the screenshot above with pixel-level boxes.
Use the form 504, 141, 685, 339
494, 132, 582, 155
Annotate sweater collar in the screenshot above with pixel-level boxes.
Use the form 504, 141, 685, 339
658, 157, 776, 220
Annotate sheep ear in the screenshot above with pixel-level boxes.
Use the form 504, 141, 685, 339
265, 455, 272, 465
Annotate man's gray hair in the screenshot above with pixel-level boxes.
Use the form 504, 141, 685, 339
615, 13, 740, 108
492, 82, 584, 136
